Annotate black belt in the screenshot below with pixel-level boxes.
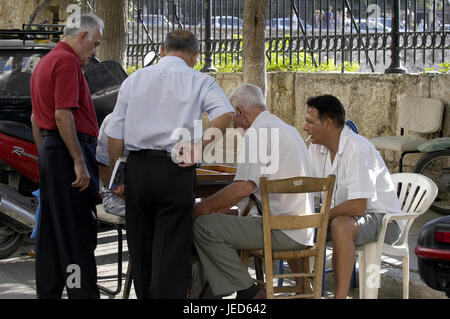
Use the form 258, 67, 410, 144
41, 130, 97, 145
129, 149, 172, 157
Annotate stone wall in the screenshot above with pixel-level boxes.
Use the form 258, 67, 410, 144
0, 0, 72, 30
211, 72, 450, 173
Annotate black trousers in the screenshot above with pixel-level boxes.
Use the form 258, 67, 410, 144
125, 151, 195, 299
35, 134, 99, 299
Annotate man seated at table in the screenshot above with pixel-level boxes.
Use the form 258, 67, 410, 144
192, 83, 315, 299
303, 94, 402, 299
96, 113, 127, 216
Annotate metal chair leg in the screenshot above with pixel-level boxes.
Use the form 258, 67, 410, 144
123, 259, 132, 299
97, 221, 125, 297
399, 151, 420, 173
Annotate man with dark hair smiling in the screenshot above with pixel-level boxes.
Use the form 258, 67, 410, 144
304, 94, 402, 299
106, 30, 233, 298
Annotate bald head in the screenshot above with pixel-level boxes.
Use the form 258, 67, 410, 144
162, 30, 199, 54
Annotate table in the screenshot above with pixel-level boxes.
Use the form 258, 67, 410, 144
195, 164, 236, 198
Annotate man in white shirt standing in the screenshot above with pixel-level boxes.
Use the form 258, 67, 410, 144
106, 30, 234, 299
193, 83, 315, 299
304, 94, 401, 299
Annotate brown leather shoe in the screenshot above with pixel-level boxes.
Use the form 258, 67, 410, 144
252, 288, 266, 299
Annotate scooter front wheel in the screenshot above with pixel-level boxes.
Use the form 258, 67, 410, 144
413, 150, 450, 215
0, 223, 25, 259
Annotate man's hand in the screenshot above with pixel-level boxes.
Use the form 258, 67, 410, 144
112, 184, 125, 200
192, 181, 255, 219
329, 198, 367, 221
72, 160, 91, 192
55, 109, 91, 192
174, 141, 202, 167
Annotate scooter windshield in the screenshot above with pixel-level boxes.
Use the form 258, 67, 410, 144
0, 50, 46, 98
82, 60, 128, 95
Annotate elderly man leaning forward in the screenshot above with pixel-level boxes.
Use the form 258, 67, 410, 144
304, 94, 402, 299
193, 83, 315, 299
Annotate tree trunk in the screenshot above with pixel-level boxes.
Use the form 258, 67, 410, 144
95, 0, 127, 68
242, 0, 267, 95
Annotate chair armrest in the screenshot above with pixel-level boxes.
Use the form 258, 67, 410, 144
381, 212, 421, 222
376, 212, 421, 247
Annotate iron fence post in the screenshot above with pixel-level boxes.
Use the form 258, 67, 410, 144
201, 0, 216, 72
385, 0, 407, 74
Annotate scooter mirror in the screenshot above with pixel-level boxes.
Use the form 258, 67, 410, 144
144, 51, 157, 67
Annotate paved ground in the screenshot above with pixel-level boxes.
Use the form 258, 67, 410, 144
0, 209, 448, 299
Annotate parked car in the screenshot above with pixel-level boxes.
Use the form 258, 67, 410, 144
197, 16, 243, 29
268, 17, 312, 31
141, 14, 172, 28
348, 18, 391, 33
415, 215, 450, 298
377, 17, 408, 32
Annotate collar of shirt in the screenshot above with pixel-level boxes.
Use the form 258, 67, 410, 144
158, 55, 190, 67
317, 125, 352, 173
250, 110, 271, 128
56, 41, 82, 67
318, 125, 351, 156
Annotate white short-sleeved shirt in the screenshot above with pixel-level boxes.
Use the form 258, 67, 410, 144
235, 111, 315, 247
105, 56, 234, 152
95, 114, 129, 166
95, 114, 127, 216
308, 125, 402, 215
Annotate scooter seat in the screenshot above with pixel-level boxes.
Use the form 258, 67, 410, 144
0, 120, 34, 143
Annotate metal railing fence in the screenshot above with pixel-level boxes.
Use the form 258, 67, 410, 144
125, 0, 449, 73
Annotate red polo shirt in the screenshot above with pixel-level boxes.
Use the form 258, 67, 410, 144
31, 42, 99, 138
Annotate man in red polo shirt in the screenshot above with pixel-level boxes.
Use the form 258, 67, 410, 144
30, 13, 103, 299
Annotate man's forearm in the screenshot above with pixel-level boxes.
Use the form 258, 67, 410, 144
202, 112, 233, 150
329, 198, 367, 221
108, 137, 124, 167
30, 114, 42, 152
195, 180, 254, 217
54, 109, 85, 164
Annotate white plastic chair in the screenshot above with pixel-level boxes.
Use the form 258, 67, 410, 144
357, 173, 438, 299
369, 96, 444, 172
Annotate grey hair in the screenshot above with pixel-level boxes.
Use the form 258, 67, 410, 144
64, 13, 104, 40
228, 83, 267, 110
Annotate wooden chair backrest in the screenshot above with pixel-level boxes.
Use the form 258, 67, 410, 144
258, 174, 335, 298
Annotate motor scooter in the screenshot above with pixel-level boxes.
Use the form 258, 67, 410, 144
0, 59, 127, 259
413, 137, 450, 215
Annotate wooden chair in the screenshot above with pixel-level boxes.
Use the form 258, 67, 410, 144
241, 174, 335, 299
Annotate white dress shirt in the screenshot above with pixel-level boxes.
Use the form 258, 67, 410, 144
235, 110, 315, 247
105, 56, 234, 151
308, 125, 403, 215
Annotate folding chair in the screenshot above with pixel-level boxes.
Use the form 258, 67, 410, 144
369, 96, 444, 172
96, 204, 131, 298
